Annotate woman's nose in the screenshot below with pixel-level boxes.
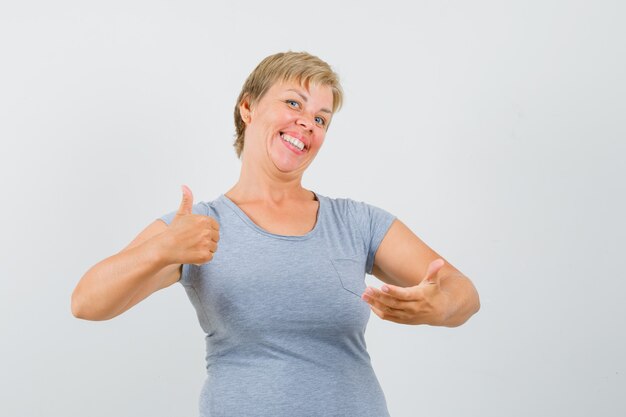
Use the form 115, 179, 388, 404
297, 114, 313, 130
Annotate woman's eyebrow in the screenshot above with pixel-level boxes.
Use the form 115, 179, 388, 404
286, 88, 332, 114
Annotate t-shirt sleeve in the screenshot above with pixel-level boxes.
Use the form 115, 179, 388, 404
346, 199, 397, 275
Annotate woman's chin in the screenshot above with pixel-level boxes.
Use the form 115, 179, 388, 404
268, 144, 308, 173
271, 156, 303, 174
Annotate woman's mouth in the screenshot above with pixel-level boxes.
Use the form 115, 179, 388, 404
280, 132, 306, 153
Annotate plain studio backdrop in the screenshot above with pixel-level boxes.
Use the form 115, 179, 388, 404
1, 1, 624, 416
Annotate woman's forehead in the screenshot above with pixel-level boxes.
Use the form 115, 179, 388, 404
269, 80, 333, 103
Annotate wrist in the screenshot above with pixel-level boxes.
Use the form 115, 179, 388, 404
145, 232, 174, 267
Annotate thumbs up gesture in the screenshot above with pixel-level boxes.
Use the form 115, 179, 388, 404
163, 185, 220, 266
362, 258, 450, 325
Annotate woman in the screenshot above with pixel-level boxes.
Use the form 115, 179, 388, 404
72, 51, 480, 416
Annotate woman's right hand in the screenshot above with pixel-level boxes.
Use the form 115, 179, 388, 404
160, 185, 220, 266
71, 184, 218, 320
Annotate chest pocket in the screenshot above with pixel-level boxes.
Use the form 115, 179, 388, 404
330, 256, 366, 297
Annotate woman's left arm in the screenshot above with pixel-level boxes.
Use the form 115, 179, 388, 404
362, 219, 480, 327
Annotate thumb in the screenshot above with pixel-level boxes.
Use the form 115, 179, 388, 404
423, 258, 445, 286
177, 185, 193, 215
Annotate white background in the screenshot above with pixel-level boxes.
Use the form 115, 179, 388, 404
1, 1, 624, 416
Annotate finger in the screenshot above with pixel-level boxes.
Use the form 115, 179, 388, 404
366, 286, 416, 311
369, 304, 385, 319
362, 289, 406, 313
378, 284, 415, 301
208, 217, 220, 231
177, 185, 193, 215
369, 304, 403, 324
423, 258, 445, 285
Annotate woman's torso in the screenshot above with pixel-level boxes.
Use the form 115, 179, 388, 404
159, 191, 396, 417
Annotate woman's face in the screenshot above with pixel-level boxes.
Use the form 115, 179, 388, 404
241, 80, 334, 177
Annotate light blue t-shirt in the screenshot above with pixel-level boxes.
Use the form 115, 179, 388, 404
159, 191, 396, 417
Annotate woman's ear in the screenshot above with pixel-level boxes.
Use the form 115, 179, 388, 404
239, 97, 252, 125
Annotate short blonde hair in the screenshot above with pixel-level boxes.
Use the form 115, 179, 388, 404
233, 51, 343, 159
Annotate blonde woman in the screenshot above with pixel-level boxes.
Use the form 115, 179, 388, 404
72, 51, 480, 416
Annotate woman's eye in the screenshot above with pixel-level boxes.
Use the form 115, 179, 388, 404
314, 116, 326, 126
286, 100, 300, 108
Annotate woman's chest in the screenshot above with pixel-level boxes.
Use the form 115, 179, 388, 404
190, 236, 370, 335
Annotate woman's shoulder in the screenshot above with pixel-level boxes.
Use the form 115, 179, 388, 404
318, 192, 376, 221
317, 192, 361, 205
318, 192, 378, 210
197, 194, 231, 216
162, 195, 222, 220
318, 192, 395, 224
317, 192, 356, 212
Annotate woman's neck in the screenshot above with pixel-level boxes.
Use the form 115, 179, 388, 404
226, 163, 313, 205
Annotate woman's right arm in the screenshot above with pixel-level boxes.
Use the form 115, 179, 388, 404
71, 186, 219, 321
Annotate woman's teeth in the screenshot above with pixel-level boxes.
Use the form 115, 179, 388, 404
281, 133, 305, 151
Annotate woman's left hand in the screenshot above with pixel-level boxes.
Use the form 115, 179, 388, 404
361, 258, 450, 325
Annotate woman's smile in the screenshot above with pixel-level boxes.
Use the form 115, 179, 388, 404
280, 132, 307, 152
